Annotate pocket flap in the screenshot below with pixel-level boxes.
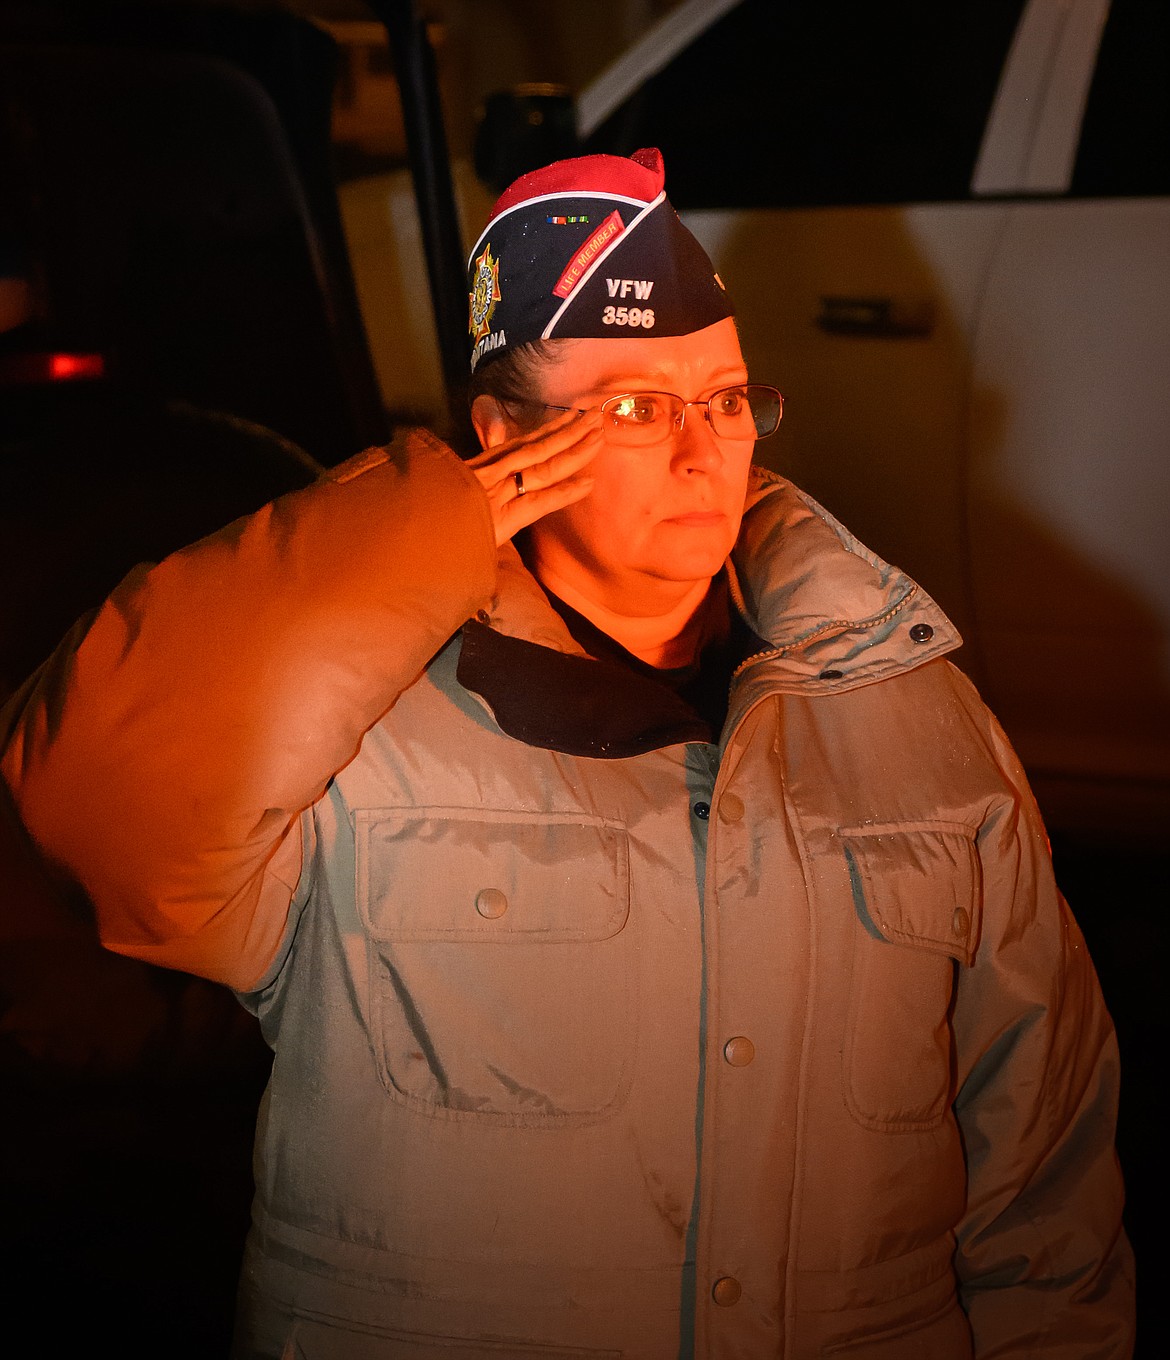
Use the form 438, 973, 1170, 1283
356, 807, 629, 943
839, 822, 982, 966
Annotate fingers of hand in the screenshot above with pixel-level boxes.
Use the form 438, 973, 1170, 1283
468, 407, 601, 486
497, 467, 595, 542
487, 452, 598, 547
471, 412, 603, 545
518, 426, 604, 494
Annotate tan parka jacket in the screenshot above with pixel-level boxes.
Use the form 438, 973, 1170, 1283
0, 432, 1133, 1358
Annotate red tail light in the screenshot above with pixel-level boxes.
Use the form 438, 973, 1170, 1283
0, 351, 106, 384
47, 352, 105, 380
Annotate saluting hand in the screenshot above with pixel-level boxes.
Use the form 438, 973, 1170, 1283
467, 407, 603, 548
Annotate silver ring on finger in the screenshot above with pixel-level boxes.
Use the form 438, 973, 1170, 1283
513, 470, 526, 497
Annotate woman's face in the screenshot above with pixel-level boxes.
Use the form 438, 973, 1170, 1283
522, 318, 754, 614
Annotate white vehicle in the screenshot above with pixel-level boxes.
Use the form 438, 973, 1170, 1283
565, 0, 1169, 839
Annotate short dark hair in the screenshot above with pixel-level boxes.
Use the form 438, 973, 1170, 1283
467, 339, 569, 432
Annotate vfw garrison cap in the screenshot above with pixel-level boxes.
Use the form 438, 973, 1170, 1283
466, 147, 734, 371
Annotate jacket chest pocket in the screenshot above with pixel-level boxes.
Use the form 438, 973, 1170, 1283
839, 823, 982, 1131
356, 807, 634, 1126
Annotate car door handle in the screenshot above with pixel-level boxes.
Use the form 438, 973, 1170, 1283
816, 295, 936, 338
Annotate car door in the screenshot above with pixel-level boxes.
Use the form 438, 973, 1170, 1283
963, 0, 1170, 826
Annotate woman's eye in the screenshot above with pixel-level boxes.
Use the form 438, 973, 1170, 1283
611, 396, 660, 424
715, 389, 746, 416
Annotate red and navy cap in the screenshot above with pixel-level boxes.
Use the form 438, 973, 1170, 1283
466, 147, 733, 371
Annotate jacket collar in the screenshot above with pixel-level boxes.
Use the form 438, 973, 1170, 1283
727, 468, 961, 693
457, 621, 712, 757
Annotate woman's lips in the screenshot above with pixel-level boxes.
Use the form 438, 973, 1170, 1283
664, 511, 727, 526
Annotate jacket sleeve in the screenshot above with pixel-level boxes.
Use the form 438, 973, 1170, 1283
0, 430, 498, 991
953, 689, 1135, 1355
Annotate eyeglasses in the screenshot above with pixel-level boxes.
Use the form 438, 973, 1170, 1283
516, 384, 784, 447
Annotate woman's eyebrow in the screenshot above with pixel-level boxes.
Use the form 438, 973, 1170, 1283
584, 364, 749, 393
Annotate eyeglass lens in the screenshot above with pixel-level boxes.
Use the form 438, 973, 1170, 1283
601, 386, 782, 445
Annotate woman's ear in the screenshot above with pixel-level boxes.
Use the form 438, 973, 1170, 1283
470, 395, 516, 450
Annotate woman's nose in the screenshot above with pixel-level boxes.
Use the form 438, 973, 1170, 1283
672, 403, 724, 471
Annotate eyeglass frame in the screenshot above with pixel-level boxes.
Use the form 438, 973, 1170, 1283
505, 383, 784, 444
